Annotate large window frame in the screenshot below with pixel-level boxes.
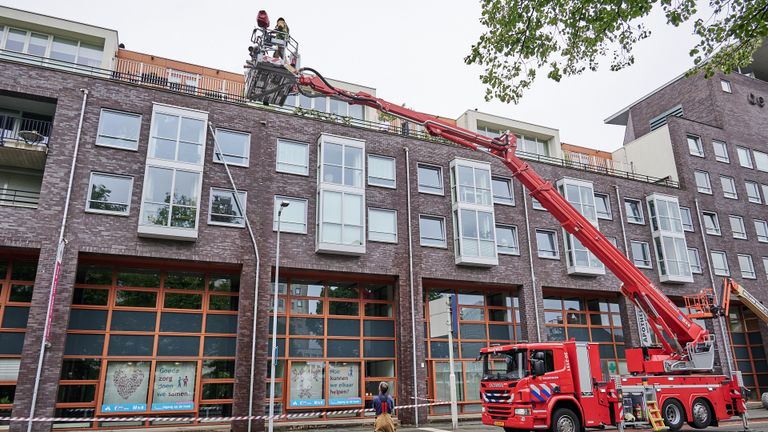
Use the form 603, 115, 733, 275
687, 134, 704, 157
86, 173, 133, 216
273, 196, 308, 234
720, 176, 738, 199
694, 171, 712, 194
729, 215, 747, 240
417, 163, 444, 195
0, 26, 103, 67
95, 109, 142, 151
755, 219, 768, 243
737, 147, 753, 169
368, 208, 397, 243
536, 229, 559, 260
646, 194, 692, 283
558, 178, 604, 275
738, 254, 757, 279
680, 207, 694, 232
746, 181, 762, 204
702, 211, 721, 236
495, 225, 520, 256
213, 128, 250, 168
710, 250, 730, 276
419, 215, 447, 248
450, 159, 497, 266
631, 241, 652, 269
367, 155, 396, 189
276, 139, 310, 176
624, 199, 645, 225
491, 177, 514, 206
208, 188, 246, 228
712, 140, 729, 163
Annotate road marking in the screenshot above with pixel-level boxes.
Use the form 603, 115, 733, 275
419, 428, 451, 432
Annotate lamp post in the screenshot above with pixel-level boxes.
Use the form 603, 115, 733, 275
268, 201, 290, 432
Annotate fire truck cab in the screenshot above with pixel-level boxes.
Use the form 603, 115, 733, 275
480, 342, 620, 431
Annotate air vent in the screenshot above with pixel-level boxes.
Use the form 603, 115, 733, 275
649, 105, 683, 131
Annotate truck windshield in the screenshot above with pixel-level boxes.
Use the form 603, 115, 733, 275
482, 350, 528, 381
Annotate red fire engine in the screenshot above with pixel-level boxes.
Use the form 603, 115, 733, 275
242, 11, 748, 432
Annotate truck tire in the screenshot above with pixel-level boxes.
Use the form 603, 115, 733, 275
688, 398, 712, 429
662, 399, 686, 432
551, 407, 581, 432
762, 392, 768, 409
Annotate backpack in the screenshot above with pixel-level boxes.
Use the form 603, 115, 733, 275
379, 394, 390, 414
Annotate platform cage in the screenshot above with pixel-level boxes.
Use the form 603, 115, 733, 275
683, 289, 717, 319
244, 25, 301, 106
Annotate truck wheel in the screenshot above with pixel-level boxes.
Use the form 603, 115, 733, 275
551, 408, 581, 432
688, 398, 712, 429
662, 399, 685, 432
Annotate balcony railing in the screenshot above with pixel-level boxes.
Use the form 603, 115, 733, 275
0, 115, 52, 147
0, 188, 40, 208
0, 48, 680, 188
563, 150, 632, 173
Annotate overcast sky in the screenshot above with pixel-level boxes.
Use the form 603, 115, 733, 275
10, 1, 708, 152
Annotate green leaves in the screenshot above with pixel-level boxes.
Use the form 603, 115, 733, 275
466, 0, 768, 103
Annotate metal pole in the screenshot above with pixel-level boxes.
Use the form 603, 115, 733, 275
446, 295, 458, 430
268, 202, 288, 432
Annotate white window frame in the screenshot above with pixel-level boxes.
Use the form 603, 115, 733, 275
275, 138, 309, 176
138, 104, 207, 241
694, 171, 712, 194
450, 159, 493, 206
711, 250, 730, 276
531, 196, 545, 211
450, 159, 497, 266
417, 163, 444, 195
316, 134, 366, 255
687, 134, 704, 157
273, 196, 308, 234
495, 224, 520, 256
763, 257, 768, 281
680, 206, 694, 232
95, 109, 142, 151
738, 254, 756, 279
721, 79, 732, 93
755, 219, 768, 243
737, 147, 753, 169
558, 178, 604, 275
213, 128, 250, 168
754, 150, 768, 172
631, 241, 652, 269
712, 140, 729, 163
624, 198, 645, 225
594, 193, 612, 220
720, 176, 738, 199
688, 248, 703, 274
85, 172, 133, 216
763, 185, 768, 206
729, 215, 747, 239
491, 176, 515, 206
367, 154, 396, 189
745, 181, 762, 204
208, 188, 246, 228
419, 215, 447, 248
368, 208, 397, 243
702, 211, 721, 236
535, 229, 559, 260
646, 193, 692, 283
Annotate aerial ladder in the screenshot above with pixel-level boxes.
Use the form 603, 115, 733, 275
686, 278, 768, 324
243, 11, 747, 432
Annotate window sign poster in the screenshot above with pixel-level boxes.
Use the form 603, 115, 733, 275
328, 362, 361, 406
289, 361, 325, 407
102, 361, 150, 413
151, 362, 197, 411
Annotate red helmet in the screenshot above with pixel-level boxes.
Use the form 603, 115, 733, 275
257, 10, 270, 29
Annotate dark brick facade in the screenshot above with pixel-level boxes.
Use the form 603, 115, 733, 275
1, 58, 767, 431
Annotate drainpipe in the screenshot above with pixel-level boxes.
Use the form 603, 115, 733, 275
522, 184, 542, 342
403, 147, 419, 426
27, 88, 88, 432
694, 198, 734, 376
207, 123, 262, 432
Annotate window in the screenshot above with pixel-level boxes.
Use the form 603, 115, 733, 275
86, 173, 133, 215
702, 212, 721, 235
730, 215, 747, 239
712, 140, 729, 163
491, 177, 514, 205
680, 207, 694, 232
208, 188, 246, 227
317, 134, 366, 254
451, 160, 497, 266
754, 151, 768, 172
687, 135, 703, 157
368, 209, 397, 243
738, 254, 756, 279
273, 196, 307, 234
95, 109, 141, 151
531, 197, 545, 210
631, 241, 652, 268
419, 216, 446, 248
495, 225, 519, 255
606, 236, 619, 247
710, 251, 730, 276
720, 176, 738, 199
417, 164, 443, 195
647, 194, 692, 282
594, 193, 612, 220
451, 161, 492, 205
721, 79, 732, 93
688, 248, 702, 274
763, 185, 768, 205
558, 178, 603, 275
454, 209, 496, 261
737, 147, 753, 168
367, 155, 395, 188
694, 171, 712, 194
624, 199, 644, 224
536, 230, 559, 259
213, 129, 250, 167
139, 104, 207, 240
746, 181, 762, 203
276, 139, 309, 175
755, 220, 768, 243
764, 258, 768, 280
515, 135, 549, 156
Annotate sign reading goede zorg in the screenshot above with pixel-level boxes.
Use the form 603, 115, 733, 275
151, 362, 196, 411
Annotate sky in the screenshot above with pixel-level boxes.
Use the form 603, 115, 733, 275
8, 1, 710, 152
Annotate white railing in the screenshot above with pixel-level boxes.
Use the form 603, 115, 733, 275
563, 150, 632, 173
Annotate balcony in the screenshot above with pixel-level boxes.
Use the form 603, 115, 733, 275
563, 150, 631, 173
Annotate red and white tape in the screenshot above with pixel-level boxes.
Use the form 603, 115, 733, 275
0, 401, 448, 423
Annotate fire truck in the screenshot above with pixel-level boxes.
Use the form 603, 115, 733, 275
242, 12, 748, 432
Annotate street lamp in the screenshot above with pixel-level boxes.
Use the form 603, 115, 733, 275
268, 201, 289, 432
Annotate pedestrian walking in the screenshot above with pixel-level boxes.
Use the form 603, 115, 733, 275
373, 381, 396, 432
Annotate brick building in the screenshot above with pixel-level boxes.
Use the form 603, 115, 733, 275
1, 5, 767, 431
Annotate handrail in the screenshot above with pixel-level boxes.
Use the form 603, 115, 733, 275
0, 188, 40, 208
0, 115, 52, 146
0, 48, 679, 188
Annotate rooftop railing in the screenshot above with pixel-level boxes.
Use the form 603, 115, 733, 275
0, 48, 679, 188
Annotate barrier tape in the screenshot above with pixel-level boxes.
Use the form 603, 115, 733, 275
0, 401, 449, 423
